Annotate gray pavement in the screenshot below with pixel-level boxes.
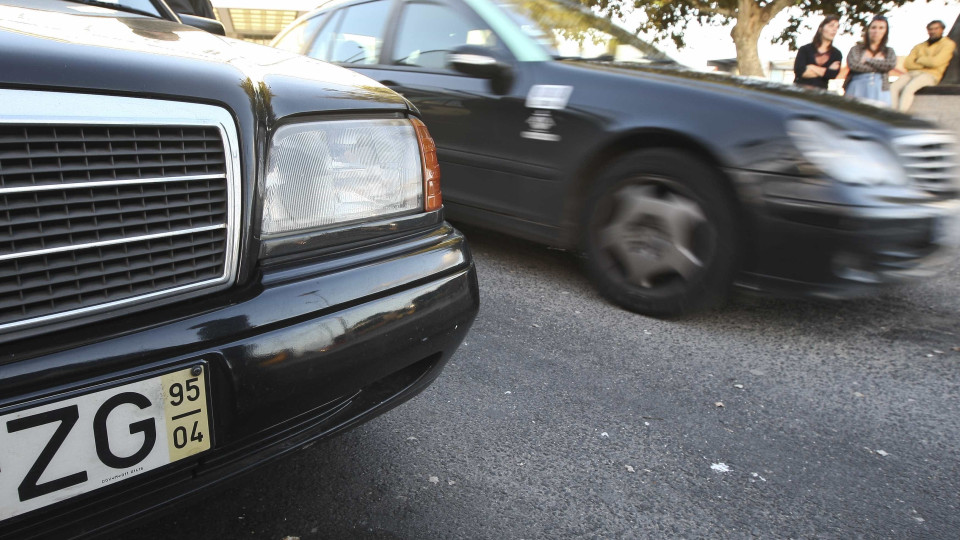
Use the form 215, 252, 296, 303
126, 224, 960, 539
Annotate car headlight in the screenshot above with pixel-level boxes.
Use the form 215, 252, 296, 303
787, 119, 907, 186
261, 117, 441, 236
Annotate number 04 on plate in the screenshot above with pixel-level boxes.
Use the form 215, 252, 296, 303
0, 366, 212, 522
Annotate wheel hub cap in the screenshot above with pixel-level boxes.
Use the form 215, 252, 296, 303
598, 184, 709, 288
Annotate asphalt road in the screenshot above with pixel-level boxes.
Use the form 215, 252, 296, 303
126, 224, 960, 539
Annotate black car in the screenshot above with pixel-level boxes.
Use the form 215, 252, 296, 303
272, 0, 960, 315
0, 1, 478, 537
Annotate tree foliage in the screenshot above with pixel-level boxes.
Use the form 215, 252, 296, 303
772, 0, 916, 50
514, 0, 668, 57
579, 0, 917, 75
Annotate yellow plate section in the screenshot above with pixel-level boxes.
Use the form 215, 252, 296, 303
161, 367, 211, 461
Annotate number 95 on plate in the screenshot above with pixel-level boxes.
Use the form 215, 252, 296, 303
0, 366, 212, 522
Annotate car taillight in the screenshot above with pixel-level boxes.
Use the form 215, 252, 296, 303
412, 117, 442, 212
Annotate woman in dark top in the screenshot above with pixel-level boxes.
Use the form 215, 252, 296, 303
794, 15, 843, 89
845, 16, 896, 106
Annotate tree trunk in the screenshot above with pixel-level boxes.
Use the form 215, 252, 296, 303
731, 0, 765, 77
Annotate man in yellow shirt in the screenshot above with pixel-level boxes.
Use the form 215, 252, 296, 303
890, 20, 957, 111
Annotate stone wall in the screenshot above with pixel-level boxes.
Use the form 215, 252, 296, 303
909, 15, 960, 138
940, 13, 960, 85
912, 94, 960, 138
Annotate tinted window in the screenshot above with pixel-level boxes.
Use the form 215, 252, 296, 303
273, 16, 326, 53
306, 10, 343, 61
329, 1, 391, 64
115, 0, 162, 17
494, 0, 673, 63
392, 3, 499, 69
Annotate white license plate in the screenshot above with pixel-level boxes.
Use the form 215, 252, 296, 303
0, 366, 212, 522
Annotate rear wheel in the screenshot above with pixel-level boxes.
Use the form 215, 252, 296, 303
581, 149, 739, 316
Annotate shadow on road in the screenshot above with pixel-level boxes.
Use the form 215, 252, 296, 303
455, 221, 960, 351
122, 222, 960, 539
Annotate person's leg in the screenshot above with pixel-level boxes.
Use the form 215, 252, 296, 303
898, 73, 937, 112
879, 89, 891, 107
889, 72, 914, 110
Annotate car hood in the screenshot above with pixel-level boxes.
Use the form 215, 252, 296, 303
0, 0, 409, 119
559, 60, 932, 133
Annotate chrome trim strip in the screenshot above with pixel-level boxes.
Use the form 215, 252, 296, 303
448, 53, 498, 65
260, 210, 443, 259
905, 162, 956, 170
0, 89, 242, 332
900, 151, 955, 159
0, 224, 227, 262
894, 132, 958, 147
0, 278, 231, 331
894, 131, 959, 190
0, 174, 226, 195
909, 173, 954, 180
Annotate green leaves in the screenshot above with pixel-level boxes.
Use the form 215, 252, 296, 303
576, 0, 913, 73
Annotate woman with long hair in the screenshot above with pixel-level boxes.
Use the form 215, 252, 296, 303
794, 15, 843, 89
845, 16, 897, 105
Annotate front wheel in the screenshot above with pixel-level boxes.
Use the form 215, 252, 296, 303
581, 149, 740, 316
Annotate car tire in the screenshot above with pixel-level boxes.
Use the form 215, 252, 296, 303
581, 148, 739, 316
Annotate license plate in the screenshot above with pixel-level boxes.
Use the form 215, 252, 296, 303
0, 366, 212, 522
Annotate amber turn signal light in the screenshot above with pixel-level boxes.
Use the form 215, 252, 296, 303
411, 117, 442, 212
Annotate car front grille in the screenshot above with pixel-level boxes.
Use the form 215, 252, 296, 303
0, 122, 236, 331
893, 131, 959, 195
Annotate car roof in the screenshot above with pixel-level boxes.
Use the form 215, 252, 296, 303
312, 0, 380, 12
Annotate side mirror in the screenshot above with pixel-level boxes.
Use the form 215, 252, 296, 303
448, 45, 513, 93
178, 14, 226, 36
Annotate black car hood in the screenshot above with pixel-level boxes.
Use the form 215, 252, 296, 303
559, 59, 931, 132
0, 0, 409, 119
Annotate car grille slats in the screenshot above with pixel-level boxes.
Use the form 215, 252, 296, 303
893, 132, 959, 194
2, 235, 222, 277
0, 125, 225, 190
0, 126, 221, 143
0, 231, 226, 325
0, 123, 234, 330
0, 182, 224, 212
0, 239, 225, 296
0, 194, 227, 229
0, 204, 226, 253
0, 156, 224, 179
0, 213, 224, 254
0, 145, 223, 161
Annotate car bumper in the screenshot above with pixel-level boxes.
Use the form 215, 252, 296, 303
0, 223, 479, 539
737, 173, 960, 299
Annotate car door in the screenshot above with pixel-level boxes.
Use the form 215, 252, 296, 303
304, 0, 570, 227
375, 0, 542, 220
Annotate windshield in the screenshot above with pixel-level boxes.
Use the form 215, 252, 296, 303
494, 0, 675, 64
61, 0, 163, 18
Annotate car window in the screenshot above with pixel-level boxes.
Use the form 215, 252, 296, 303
273, 15, 327, 53
306, 10, 343, 61
461, 0, 549, 61
391, 2, 499, 70
492, 0, 674, 63
64, 0, 162, 18
328, 0, 391, 64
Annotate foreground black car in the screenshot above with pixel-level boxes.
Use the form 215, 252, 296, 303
273, 0, 960, 315
0, 1, 478, 537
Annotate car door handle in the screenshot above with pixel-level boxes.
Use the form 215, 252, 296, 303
379, 80, 399, 87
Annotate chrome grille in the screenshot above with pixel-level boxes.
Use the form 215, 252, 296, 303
0, 99, 239, 332
893, 132, 959, 194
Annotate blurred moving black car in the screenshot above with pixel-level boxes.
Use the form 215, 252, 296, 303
0, 0, 478, 537
273, 0, 960, 315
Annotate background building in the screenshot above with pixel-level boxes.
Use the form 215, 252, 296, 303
211, 0, 314, 44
